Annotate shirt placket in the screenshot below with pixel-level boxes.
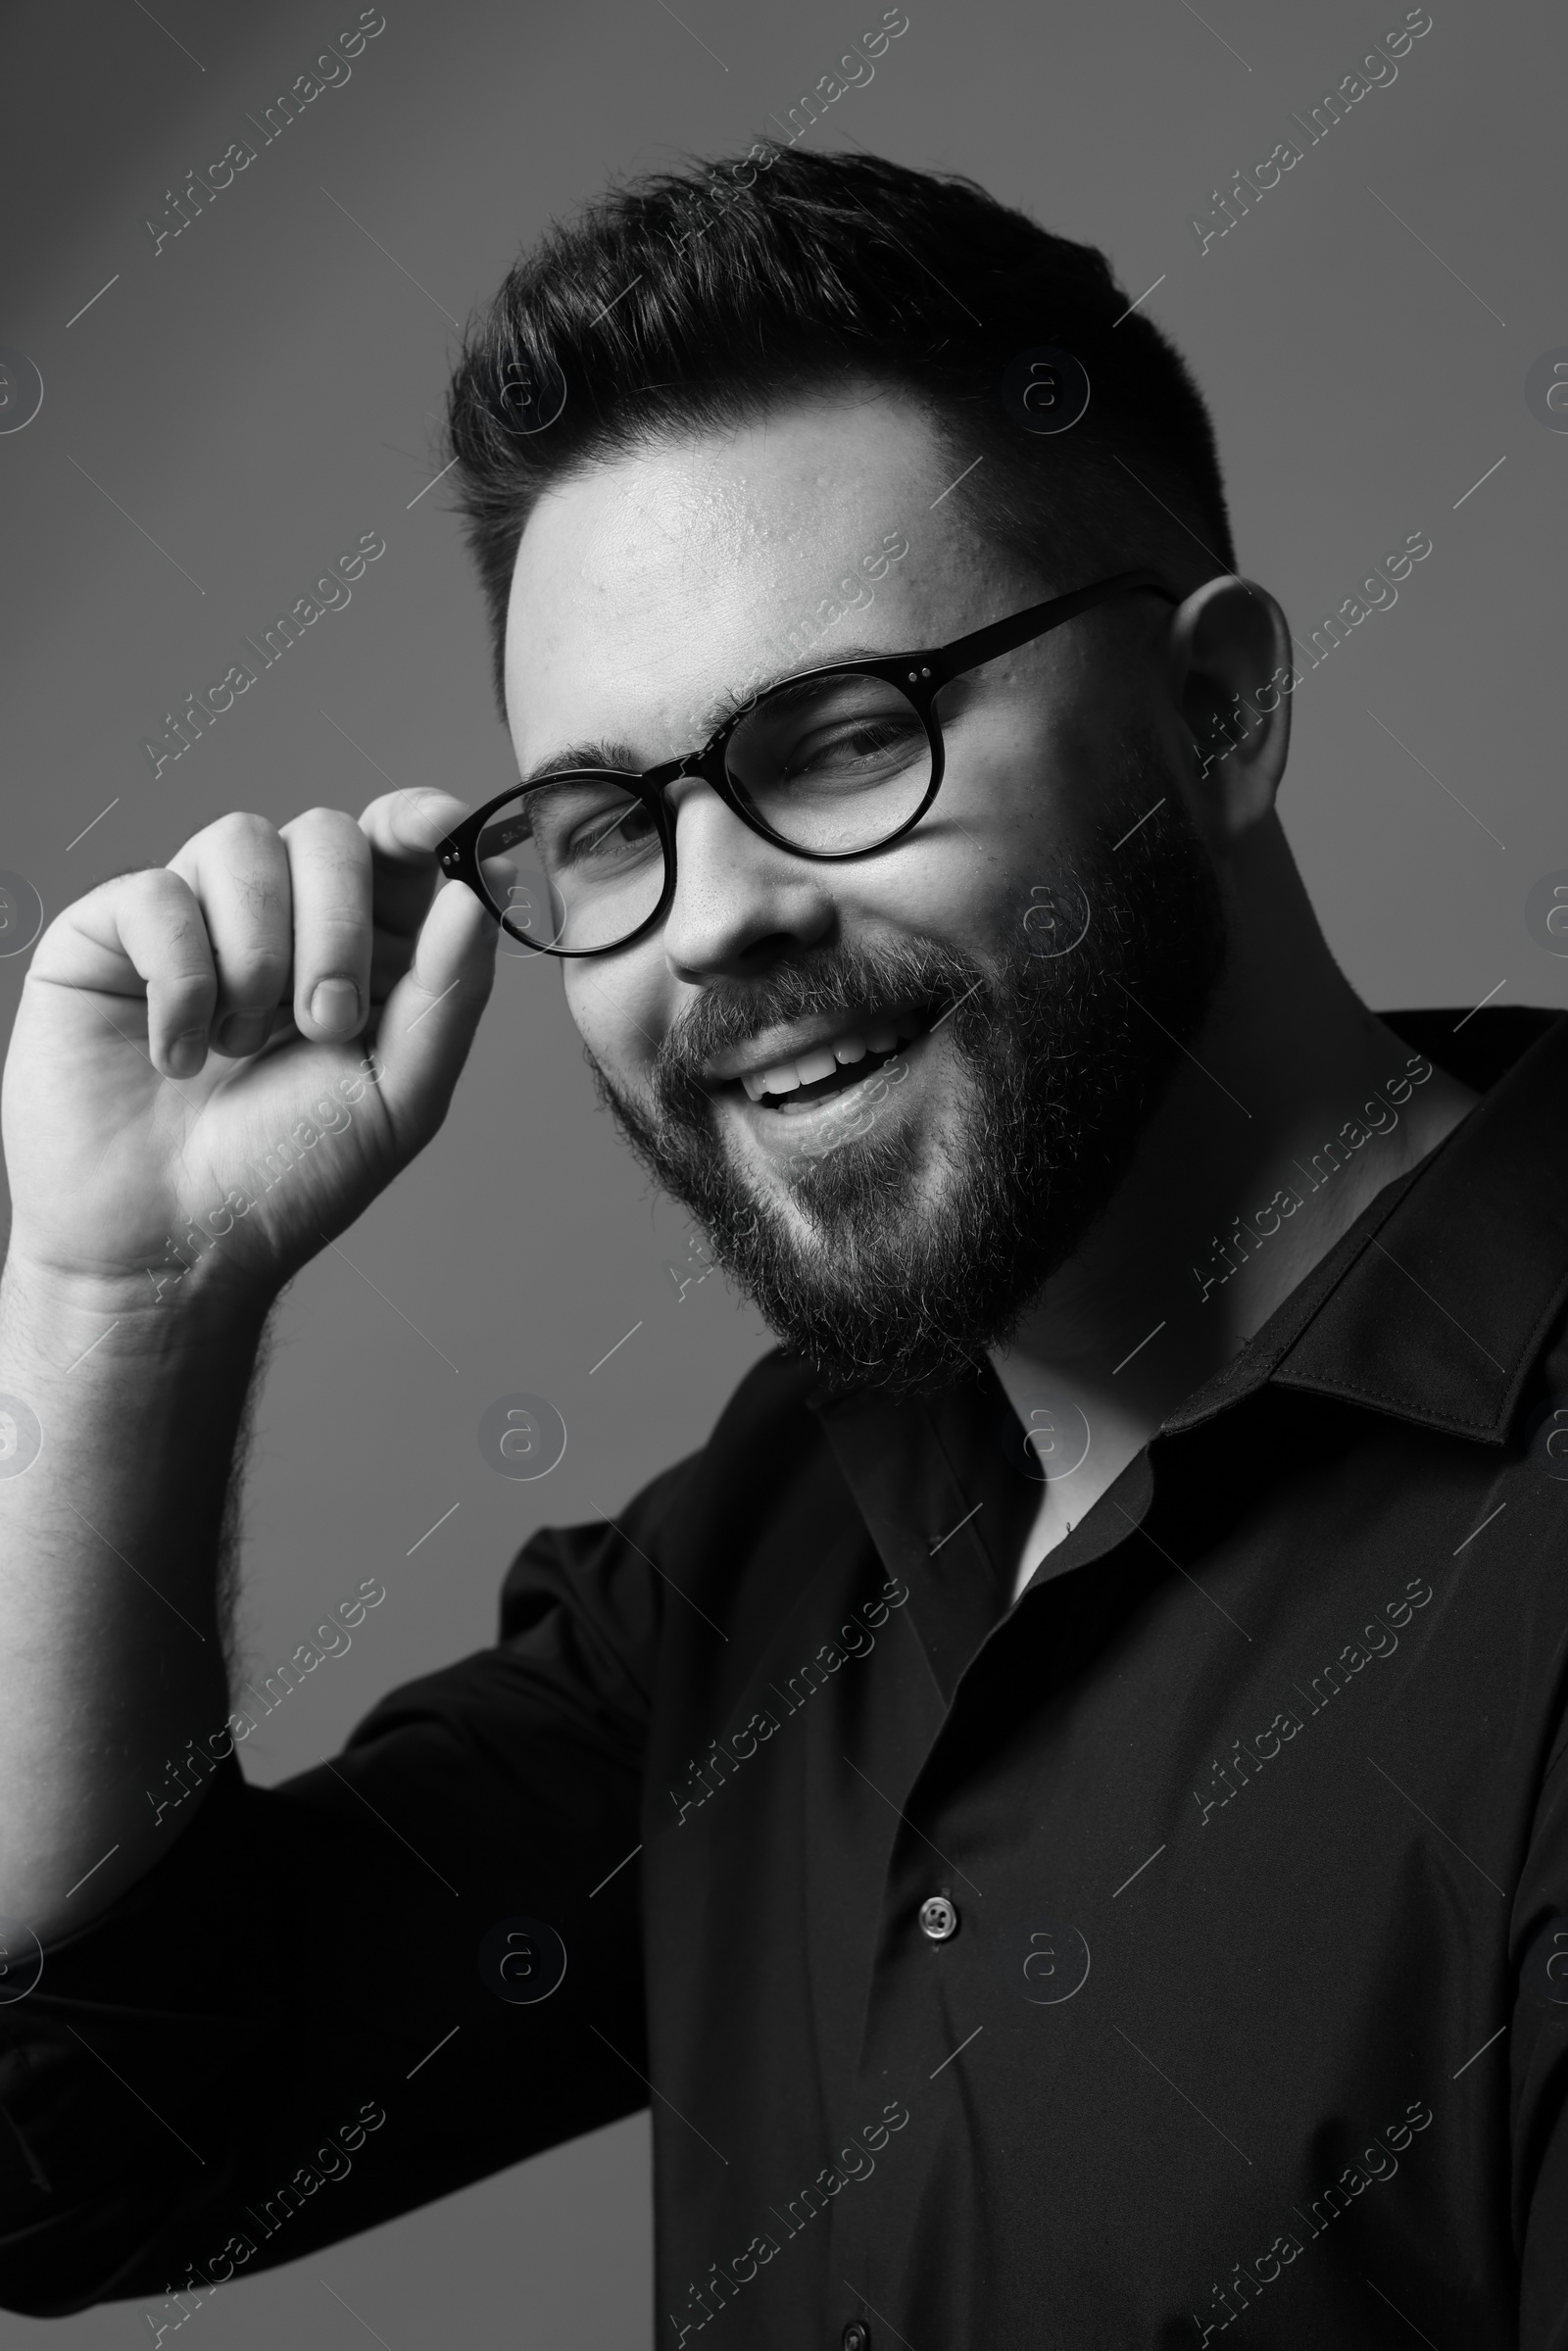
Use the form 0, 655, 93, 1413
808, 1368, 1041, 2346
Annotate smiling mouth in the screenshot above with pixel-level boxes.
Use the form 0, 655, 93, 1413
730, 1008, 931, 1114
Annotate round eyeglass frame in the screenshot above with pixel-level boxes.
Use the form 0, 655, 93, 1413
436, 567, 1176, 957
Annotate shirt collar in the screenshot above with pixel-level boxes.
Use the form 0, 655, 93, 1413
803, 1005, 1568, 1641
1164, 1006, 1568, 1445
808, 1362, 1039, 1695
809, 1005, 1568, 1469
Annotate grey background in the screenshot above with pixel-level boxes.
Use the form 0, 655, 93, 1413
0, 0, 1561, 2340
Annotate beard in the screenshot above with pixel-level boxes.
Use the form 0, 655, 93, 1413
587, 736, 1228, 1399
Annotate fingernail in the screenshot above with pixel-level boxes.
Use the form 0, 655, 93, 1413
168, 1030, 207, 1077
310, 979, 361, 1032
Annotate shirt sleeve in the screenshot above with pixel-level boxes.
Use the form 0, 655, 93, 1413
0, 1471, 685, 2321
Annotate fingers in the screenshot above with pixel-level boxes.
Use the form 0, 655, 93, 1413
166, 813, 292, 1060
276, 807, 374, 1045
51, 867, 220, 1080
40, 799, 489, 1096
359, 787, 472, 944
370, 872, 503, 1143
360, 786, 470, 861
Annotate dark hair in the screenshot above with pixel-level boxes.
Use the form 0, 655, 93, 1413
446, 145, 1237, 713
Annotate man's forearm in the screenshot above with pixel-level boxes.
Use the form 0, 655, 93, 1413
0, 1256, 270, 1940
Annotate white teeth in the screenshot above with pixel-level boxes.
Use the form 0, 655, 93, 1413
736, 1013, 921, 1102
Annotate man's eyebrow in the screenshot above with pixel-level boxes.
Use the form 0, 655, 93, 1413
689, 644, 894, 736
518, 645, 903, 783
518, 738, 641, 784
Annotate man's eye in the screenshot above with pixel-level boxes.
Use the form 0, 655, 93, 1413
779, 715, 924, 785
568, 802, 656, 860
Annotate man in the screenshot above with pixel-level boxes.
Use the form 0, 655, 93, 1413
0, 144, 1562, 2347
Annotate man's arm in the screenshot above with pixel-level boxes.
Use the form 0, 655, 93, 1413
0, 1508, 660, 2318
0, 790, 501, 1938
0, 1258, 263, 1934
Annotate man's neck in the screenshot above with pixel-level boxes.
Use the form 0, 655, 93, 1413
992, 824, 1479, 1591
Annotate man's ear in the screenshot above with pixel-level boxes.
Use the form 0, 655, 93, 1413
1166, 575, 1296, 844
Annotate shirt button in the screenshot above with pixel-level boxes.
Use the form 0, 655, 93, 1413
842, 2325, 871, 2351
919, 1894, 958, 1941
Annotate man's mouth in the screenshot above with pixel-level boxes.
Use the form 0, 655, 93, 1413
714, 1007, 932, 1114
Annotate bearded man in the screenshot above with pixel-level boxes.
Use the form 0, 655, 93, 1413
1, 146, 1563, 2349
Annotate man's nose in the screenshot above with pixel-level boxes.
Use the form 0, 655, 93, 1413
658, 774, 837, 981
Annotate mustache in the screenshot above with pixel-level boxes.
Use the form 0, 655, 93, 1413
649, 934, 990, 1121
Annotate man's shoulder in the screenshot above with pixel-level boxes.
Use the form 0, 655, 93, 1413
496, 1345, 825, 1645
705, 1340, 823, 1446
628, 1341, 833, 1544
1379, 1002, 1562, 1095
602, 1340, 824, 1516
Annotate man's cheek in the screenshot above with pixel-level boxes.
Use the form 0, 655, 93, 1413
565, 978, 654, 1095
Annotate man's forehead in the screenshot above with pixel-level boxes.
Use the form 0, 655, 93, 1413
501, 389, 963, 759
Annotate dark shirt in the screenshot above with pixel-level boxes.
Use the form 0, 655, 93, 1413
5, 1004, 1568, 2349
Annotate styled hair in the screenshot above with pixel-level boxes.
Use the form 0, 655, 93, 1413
445, 145, 1237, 712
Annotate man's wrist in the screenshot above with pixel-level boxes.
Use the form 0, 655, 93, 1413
0, 1247, 275, 1374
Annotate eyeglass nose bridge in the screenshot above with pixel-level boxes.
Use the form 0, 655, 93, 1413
637, 737, 783, 855
641, 740, 727, 801
628, 749, 745, 878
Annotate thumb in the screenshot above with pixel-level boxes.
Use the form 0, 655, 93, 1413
370, 877, 504, 1145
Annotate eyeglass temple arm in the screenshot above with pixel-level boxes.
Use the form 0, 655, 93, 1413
450, 571, 1181, 863
926, 569, 1177, 685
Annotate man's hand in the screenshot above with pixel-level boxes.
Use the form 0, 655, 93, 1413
2, 788, 500, 1312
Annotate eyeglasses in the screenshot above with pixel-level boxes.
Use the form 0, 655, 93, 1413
436, 567, 1176, 957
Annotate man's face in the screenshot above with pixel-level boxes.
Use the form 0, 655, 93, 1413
503, 386, 1227, 1394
